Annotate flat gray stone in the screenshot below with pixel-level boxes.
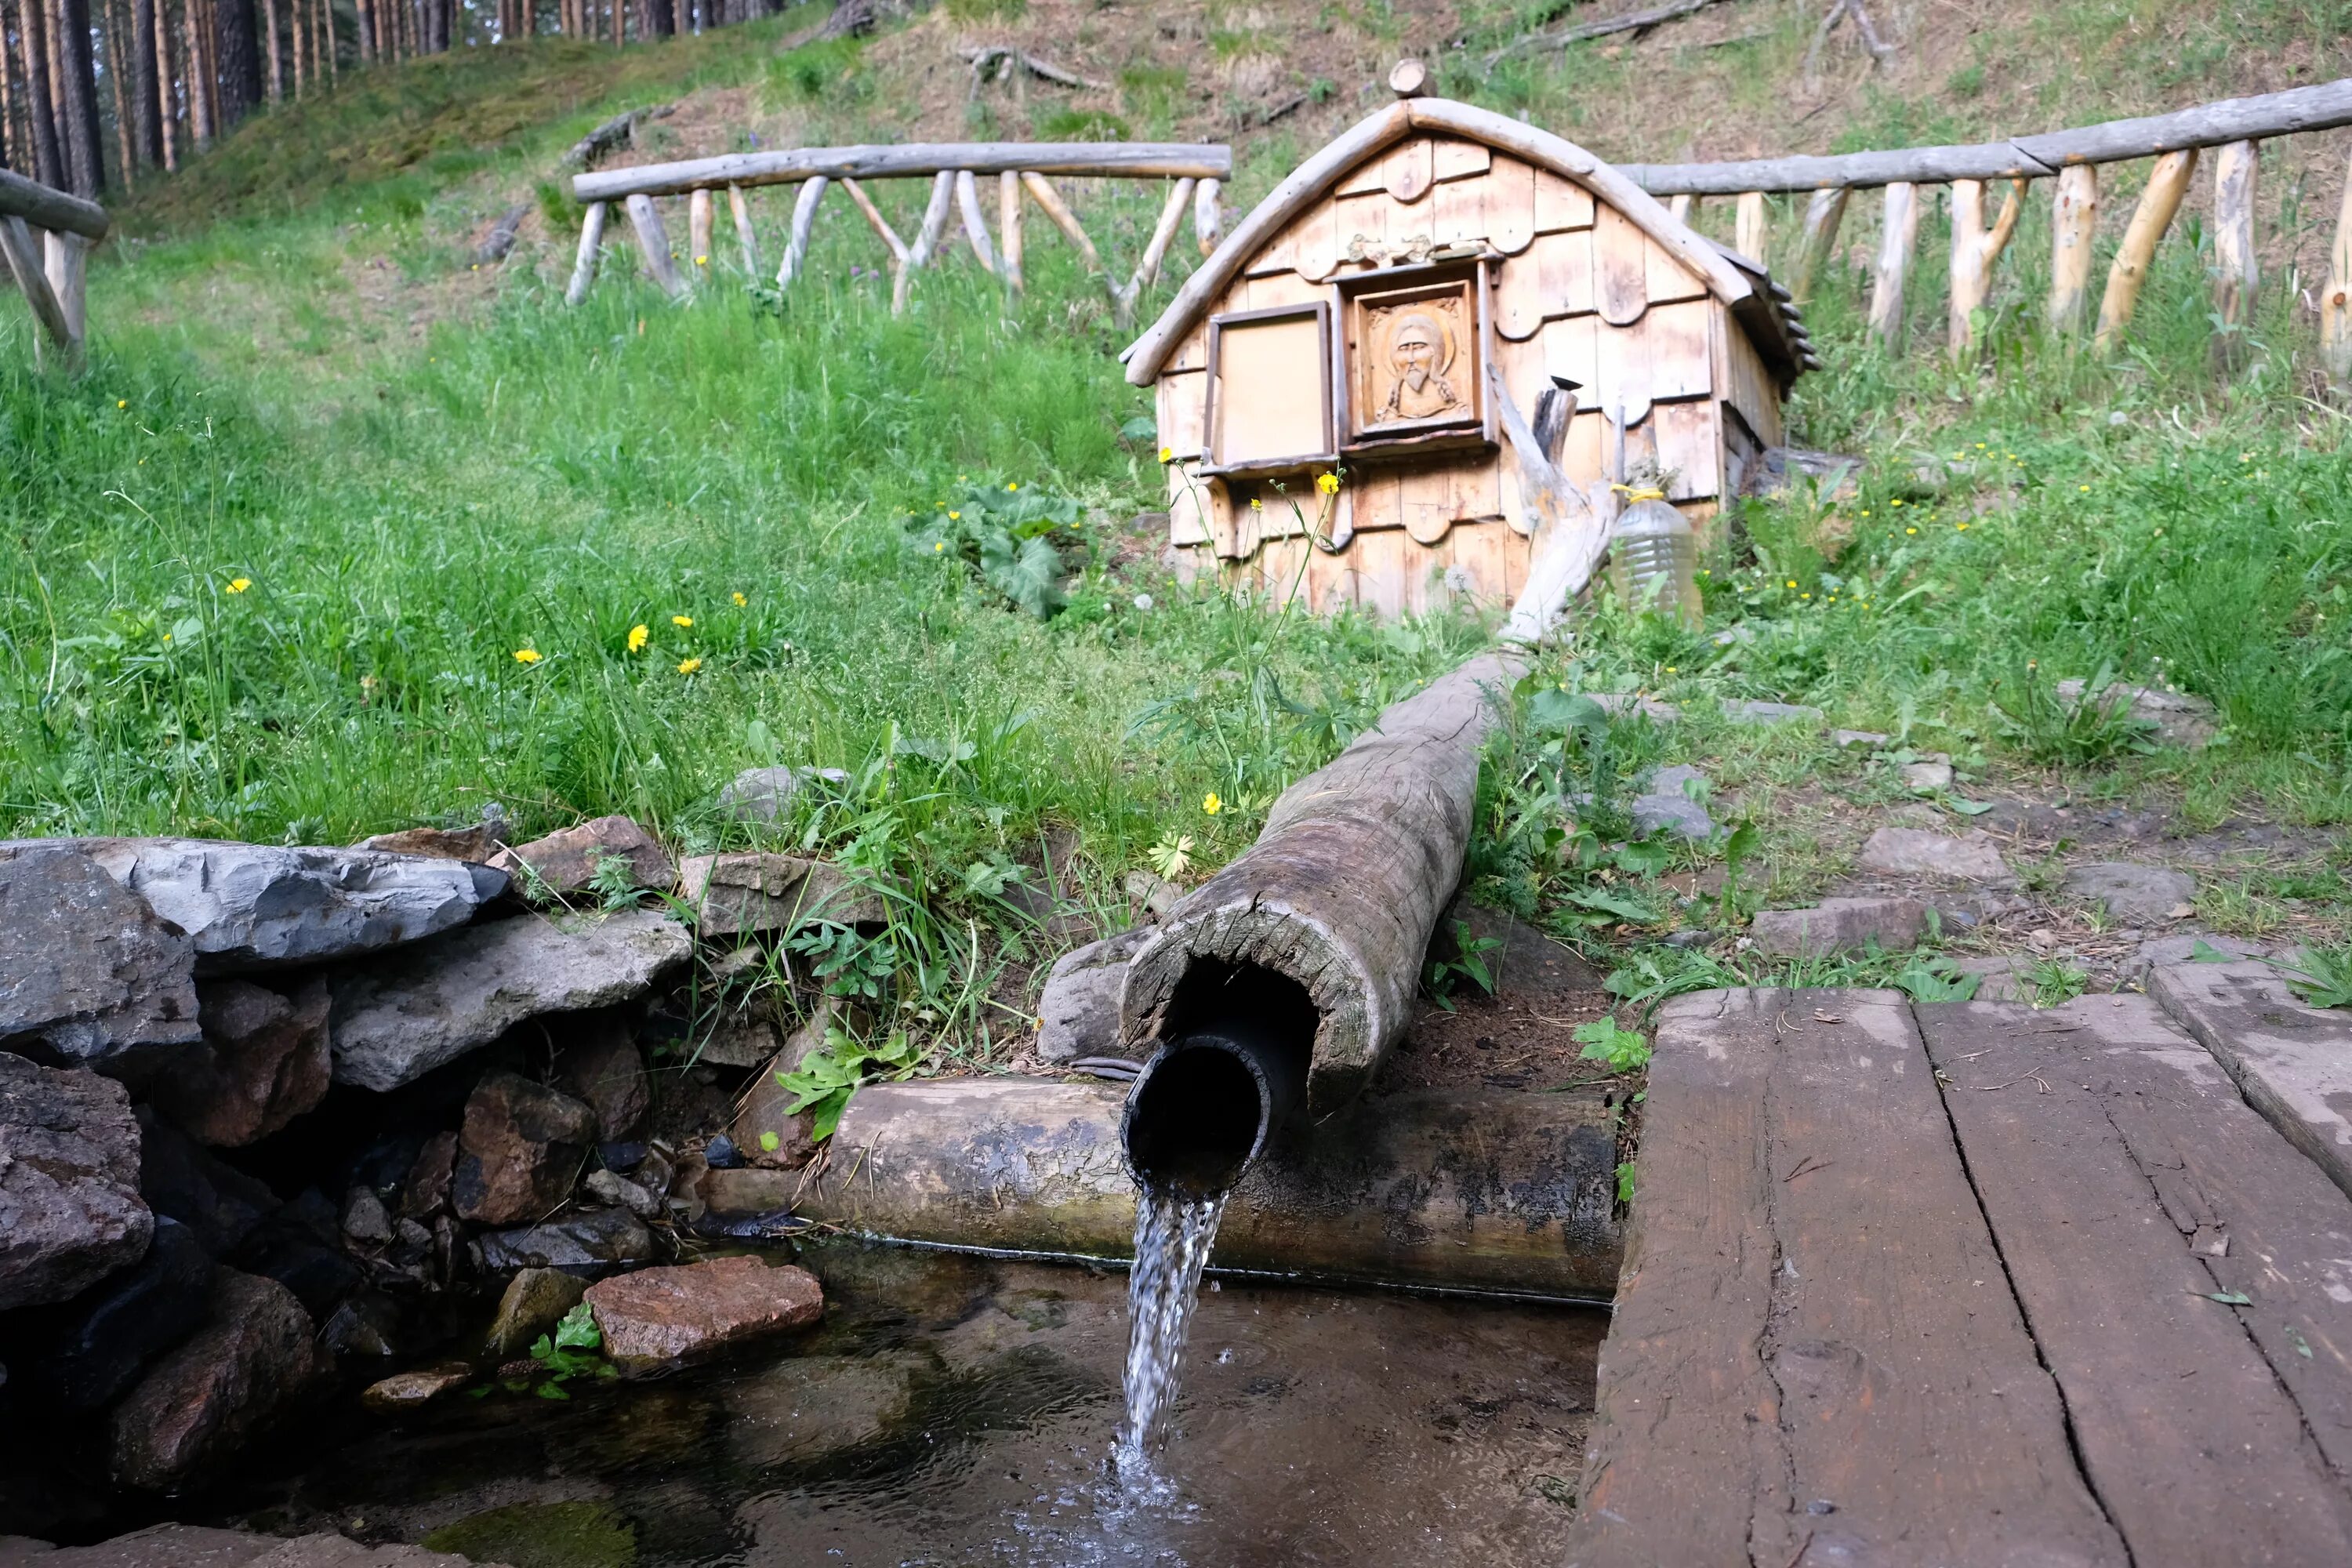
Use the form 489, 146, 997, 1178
676, 854, 886, 938
474, 1209, 655, 1277
1951, 955, 2033, 1003
486, 815, 673, 902
1831, 729, 1889, 750
1900, 759, 1955, 792
0, 844, 200, 1063
1749, 897, 1928, 958
1037, 927, 1153, 1063
483, 1266, 587, 1359
0, 1055, 152, 1312
1122, 870, 1181, 920
328, 910, 692, 1091
1722, 699, 1824, 725
2135, 933, 2267, 970
61, 839, 506, 975
0, 1526, 492, 1566
713, 765, 849, 824
1859, 827, 2016, 884
2063, 862, 2196, 924
1631, 764, 1715, 841
2053, 679, 2219, 748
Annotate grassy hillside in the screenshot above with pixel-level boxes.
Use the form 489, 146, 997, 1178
3, 0, 2347, 1051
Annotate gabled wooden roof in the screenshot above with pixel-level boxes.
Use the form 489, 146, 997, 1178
1121, 97, 1810, 388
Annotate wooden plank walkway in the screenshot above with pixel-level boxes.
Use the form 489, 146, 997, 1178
1569, 978, 2352, 1568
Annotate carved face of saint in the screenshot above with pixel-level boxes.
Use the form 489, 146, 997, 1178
1379, 310, 1462, 422
1392, 316, 1439, 390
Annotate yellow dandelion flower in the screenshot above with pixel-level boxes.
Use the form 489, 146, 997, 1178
226, 577, 252, 594
1890, 499, 1904, 508
695, 256, 709, 267
1316, 471, 1341, 495
677, 657, 702, 675
628, 625, 649, 652
1160, 446, 1174, 463
2078, 484, 2092, 492
1956, 522, 1969, 532
935, 541, 947, 552
117, 399, 127, 409
1785, 579, 1798, 590
1801, 592, 1812, 601
1203, 793, 1222, 815
732, 592, 747, 607
1249, 498, 1263, 511
672, 615, 693, 629
513, 648, 542, 665
1007, 481, 1019, 491
1905, 526, 1918, 535
949, 510, 962, 521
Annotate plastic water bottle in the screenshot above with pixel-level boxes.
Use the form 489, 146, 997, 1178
1607, 494, 1701, 628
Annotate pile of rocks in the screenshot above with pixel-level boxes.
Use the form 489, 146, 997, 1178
0, 786, 908, 1525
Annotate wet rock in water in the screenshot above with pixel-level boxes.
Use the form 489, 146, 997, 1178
422, 1501, 632, 1568
551, 1015, 650, 1142
725, 1350, 921, 1468
75, 838, 506, 975
1721, 699, 1824, 725
356, 820, 504, 863
2053, 679, 2219, 749
1631, 764, 1715, 842
675, 853, 885, 938
361, 1363, 472, 1412
487, 815, 673, 902
341, 1186, 394, 1247
452, 1073, 599, 1226
582, 1169, 664, 1219
320, 1291, 403, 1359
1858, 827, 2016, 884
132, 1107, 278, 1258
11, 1217, 211, 1411
0, 1058, 152, 1311
328, 910, 693, 1091
1037, 927, 1153, 1064
583, 1254, 822, 1376
0, 844, 201, 1064
1900, 757, 1955, 792
398, 1131, 459, 1219
134, 978, 332, 1147
475, 1209, 654, 1277
1749, 897, 1928, 959
713, 764, 848, 824
110, 1268, 326, 1490
484, 1266, 589, 1359
2063, 862, 2197, 924
0, 1524, 502, 1566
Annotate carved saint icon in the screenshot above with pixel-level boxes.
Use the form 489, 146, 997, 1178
1377, 309, 1464, 422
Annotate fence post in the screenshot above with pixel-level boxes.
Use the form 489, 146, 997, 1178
2095, 148, 2197, 354
1867, 181, 1921, 353
1947, 177, 2022, 358
1734, 191, 1767, 262
2326, 151, 2352, 388
1790, 187, 1848, 304
2047, 165, 2100, 339
564, 201, 608, 307
2210, 140, 2256, 374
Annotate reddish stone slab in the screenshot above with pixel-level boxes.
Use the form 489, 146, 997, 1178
584, 1254, 822, 1376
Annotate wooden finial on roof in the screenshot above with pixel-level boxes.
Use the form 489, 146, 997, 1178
1388, 59, 1429, 99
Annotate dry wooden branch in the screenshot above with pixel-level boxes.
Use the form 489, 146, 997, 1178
1494, 367, 1606, 645
564, 200, 607, 307
1486, 0, 1739, 66
1619, 79, 2352, 194
2094, 148, 2197, 353
0, 167, 110, 241
1021, 170, 1126, 317
474, 204, 529, 266
2046, 165, 2099, 338
956, 44, 1105, 93
1947, 176, 2023, 355
558, 103, 673, 172
623, 194, 688, 300
575, 141, 1229, 203
1118, 176, 1196, 324
2210, 140, 2256, 374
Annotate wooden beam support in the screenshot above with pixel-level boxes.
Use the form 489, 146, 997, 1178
564, 200, 608, 307
575, 140, 1233, 203
1733, 190, 1766, 262
2210, 140, 2256, 373
1789, 185, 1848, 304
0, 167, 111, 240
728, 184, 760, 278
1193, 176, 1222, 256
1112, 176, 1195, 325
956, 170, 999, 276
2095, 147, 2197, 354
0, 217, 74, 361
840, 176, 911, 314
1667, 192, 1694, 225
687, 187, 715, 287
1947, 176, 2024, 356
998, 170, 1024, 296
2326, 150, 2352, 390
44, 229, 87, 356
2047, 164, 2099, 339
1867, 180, 1920, 353
909, 171, 956, 270
777, 175, 829, 291
622, 194, 688, 300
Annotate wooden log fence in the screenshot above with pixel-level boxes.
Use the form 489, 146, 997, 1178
566, 141, 1231, 324
0, 169, 108, 372
1617, 78, 2352, 372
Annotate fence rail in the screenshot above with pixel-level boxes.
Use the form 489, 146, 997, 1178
1612, 78, 2352, 372
565, 140, 1231, 323
0, 170, 106, 372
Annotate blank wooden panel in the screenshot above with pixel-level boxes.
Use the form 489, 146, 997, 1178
1433, 174, 1486, 249
1639, 299, 1715, 401
1247, 219, 1298, 277
1653, 397, 1721, 501
1542, 315, 1600, 404
1352, 464, 1406, 532
1302, 539, 1356, 614
1494, 252, 1547, 342
1400, 466, 1460, 545
1294, 198, 1341, 281
1594, 205, 1649, 326
1245, 270, 1323, 310
1534, 168, 1596, 234
1336, 155, 1385, 198
1433, 138, 1492, 182
1167, 461, 1212, 545
1212, 314, 1328, 467
1491, 321, 1552, 426
1349, 528, 1410, 618
1386, 137, 1435, 204
1157, 368, 1207, 456
1723, 318, 1785, 448
1167, 322, 1208, 373
1644, 231, 1708, 305
1334, 189, 1388, 257
1446, 518, 1512, 608
1486, 157, 1537, 255
1536, 227, 1595, 320
1594, 320, 1656, 427
1559, 407, 1607, 485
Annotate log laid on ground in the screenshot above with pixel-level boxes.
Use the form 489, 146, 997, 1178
2095, 147, 2198, 353
0, 166, 111, 241
764, 1077, 1621, 1298
2047, 164, 2099, 337
2211, 139, 2256, 372
1867, 180, 1920, 351
1788, 184, 1848, 303
558, 103, 672, 171
575, 140, 1233, 203
1120, 652, 1525, 1115
623, 194, 688, 300
1617, 77, 2352, 194
564, 201, 608, 307
1485, 0, 1738, 65
956, 44, 1106, 93
1947, 176, 2022, 354
474, 204, 531, 266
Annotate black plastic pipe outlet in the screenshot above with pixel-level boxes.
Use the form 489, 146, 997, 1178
1120, 1021, 1308, 1198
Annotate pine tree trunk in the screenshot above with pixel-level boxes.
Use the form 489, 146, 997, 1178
130, 0, 159, 164
319, 0, 332, 81
151, 0, 175, 169
216, 0, 261, 130
106, 0, 135, 182
0, 0, 20, 175
258, 0, 278, 97
20, 0, 68, 188
183, 0, 210, 147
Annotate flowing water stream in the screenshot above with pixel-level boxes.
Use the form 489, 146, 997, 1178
1112, 1188, 1229, 1475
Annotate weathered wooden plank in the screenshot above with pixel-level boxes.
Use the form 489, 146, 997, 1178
1432, 172, 1485, 249
1593, 205, 1648, 327
575, 140, 1233, 202
2149, 961, 2352, 1203
1920, 1000, 2352, 1565
1867, 180, 1921, 351
1534, 166, 1597, 234
1650, 397, 1719, 500
1643, 232, 1708, 307
1432, 137, 1490, 183
2212, 140, 2257, 372
1572, 989, 2121, 1568
1385, 136, 1435, 204
1788, 186, 1848, 305
1487, 156, 1537, 255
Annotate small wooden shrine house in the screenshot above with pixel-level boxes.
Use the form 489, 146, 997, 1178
1124, 89, 1813, 619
